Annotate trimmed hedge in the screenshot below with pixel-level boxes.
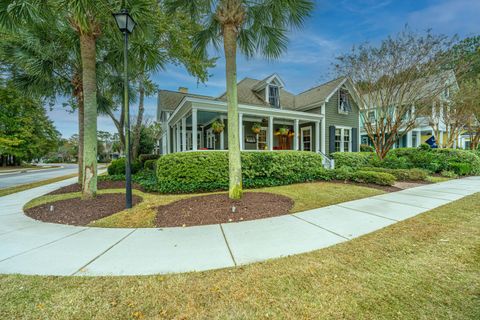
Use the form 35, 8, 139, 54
350, 170, 396, 186
107, 158, 142, 176
156, 151, 329, 193
359, 167, 428, 181
144, 159, 157, 171
332, 148, 480, 175
331, 152, 375, 169
138, 154, 160, 165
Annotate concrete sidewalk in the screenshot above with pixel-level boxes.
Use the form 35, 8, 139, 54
0, 176, 478, 276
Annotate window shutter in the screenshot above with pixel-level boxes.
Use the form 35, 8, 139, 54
329, 126, 336, 154
352, 128, 358, 152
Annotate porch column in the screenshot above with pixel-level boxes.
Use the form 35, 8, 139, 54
166, 125, 171, 154
181, 117, 187, 151
175, 123, 181, 152
239, 113, 244, 151
268, 116, 274, 151
315, 121, 320, 152
406, 130, 413, 148
220, 116, 225, 150
192, 109, 198, 151
416, 130, 421, 147
321, 118, 326, 154
293, 119, 299, 150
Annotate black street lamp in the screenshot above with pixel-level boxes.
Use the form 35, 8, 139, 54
113, 9, 136, 209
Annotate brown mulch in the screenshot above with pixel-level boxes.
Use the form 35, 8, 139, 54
48, 181, 144, 195
25, 193, 142, 226
155, 192, 294, 227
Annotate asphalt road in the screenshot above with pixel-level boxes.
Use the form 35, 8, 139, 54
0, 164, 79, 189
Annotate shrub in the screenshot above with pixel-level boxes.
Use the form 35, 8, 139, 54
418, 143, 431, 151
143, 159, 157, 171
133, 169, 159, 192
350, 171, 396, 186
440, 170, 458, 178
359, 167, 428, 181
156, 151, 329, 193
138, 154, 160, 165
448, 162, 472, 176
360, 144, 374, 152
107, 158, 142, 176
331, 152, 376, 169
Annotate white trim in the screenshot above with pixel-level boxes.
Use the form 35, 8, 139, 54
181, 117, 187, 151
192, 108, 198, 151
321, 118, 326, 154
167, 97, 323, 126
294, 119, 299, 150
268, 116, 274, 151
315, 121, 320, 152
325, 78, 348, 103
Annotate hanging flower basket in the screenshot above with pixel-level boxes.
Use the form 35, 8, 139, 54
251, 122, 262, 134
278, 127, 289, 136
212, 120, 225, 134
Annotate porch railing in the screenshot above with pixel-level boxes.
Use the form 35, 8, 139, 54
317, 151, 335, 169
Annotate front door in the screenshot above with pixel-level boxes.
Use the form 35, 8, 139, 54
301, 126, 312, 151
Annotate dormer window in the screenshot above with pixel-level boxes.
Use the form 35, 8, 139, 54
338, 88, 352, 114
268, 85, 280, 108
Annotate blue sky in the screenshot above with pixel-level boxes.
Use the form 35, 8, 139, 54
49, 0, 480, 137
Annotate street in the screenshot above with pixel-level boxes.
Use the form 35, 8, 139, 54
0, 164, 79, 189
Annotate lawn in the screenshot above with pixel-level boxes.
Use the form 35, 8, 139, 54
1, 192, 479, 319
24, 181, 385, 228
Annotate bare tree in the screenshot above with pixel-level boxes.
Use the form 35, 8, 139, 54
454, 78, 480, 149
335, 29, 459, 159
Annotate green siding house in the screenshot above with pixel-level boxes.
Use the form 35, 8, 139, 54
156, 74, 361, 167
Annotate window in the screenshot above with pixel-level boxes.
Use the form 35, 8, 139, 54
334, 127, 351, 152
301, 126, 312, 151
268, 85, 280, 108
338, 88, 352, 114
367, 111, 375, 123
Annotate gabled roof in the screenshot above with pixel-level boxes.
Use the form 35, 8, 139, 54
157, 75, 356, 113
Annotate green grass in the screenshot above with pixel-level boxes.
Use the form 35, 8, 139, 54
426, 175, 454, 183
1, 193, 479, 319
26, 182, 384, 228
0, 174, 77, 197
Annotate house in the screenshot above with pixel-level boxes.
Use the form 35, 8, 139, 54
156, 74, 361, 162
360, 71, 460, 148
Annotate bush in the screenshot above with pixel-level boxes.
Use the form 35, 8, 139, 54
107, 158, 142, 176
350, 171, 396, 186
360, 144, 374, 152
331, 152, 376, 169
383, 148, 480, 174
440, 170, 458, 178
138, 154, 160, 165
156, 151, 330, 193
418, 143, 431, 151
359, 167, 428, 181
143, 159, 157, 171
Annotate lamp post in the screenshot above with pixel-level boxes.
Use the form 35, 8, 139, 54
113, 9, 136, 209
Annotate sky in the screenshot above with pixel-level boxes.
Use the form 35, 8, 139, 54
48, 0, 480, 137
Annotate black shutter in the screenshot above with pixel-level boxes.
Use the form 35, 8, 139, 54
329, 126, 336, 154
352, 128, 358, 152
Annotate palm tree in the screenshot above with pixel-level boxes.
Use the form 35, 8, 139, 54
166, 0, 314, 199
0, 17, 85, 185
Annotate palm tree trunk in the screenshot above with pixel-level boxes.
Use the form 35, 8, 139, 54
132, 73, 145, 159
223, 25, 243, 200
77, 97, 84, 185
79, 33, 98, 199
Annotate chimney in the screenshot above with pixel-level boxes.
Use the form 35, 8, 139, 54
178, 87, 188, 93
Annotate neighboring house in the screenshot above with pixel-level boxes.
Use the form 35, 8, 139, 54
156, 74, 361, 162
360, 71, 460, 148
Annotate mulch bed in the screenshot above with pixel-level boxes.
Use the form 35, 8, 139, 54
48, 181, 144, 195
155, 192, 293, 227
25, 193, 142, 226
